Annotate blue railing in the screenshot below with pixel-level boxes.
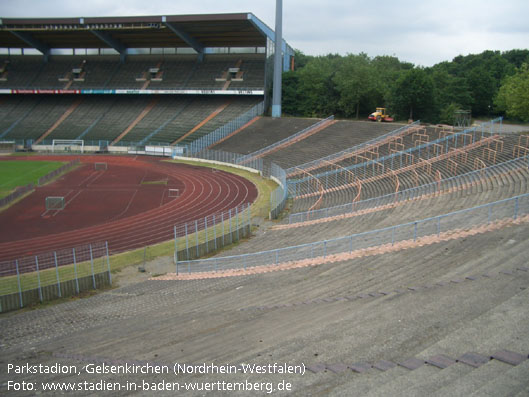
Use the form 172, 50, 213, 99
175, 192, 529, 274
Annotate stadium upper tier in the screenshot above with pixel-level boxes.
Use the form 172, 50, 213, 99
0, 53, 265, 91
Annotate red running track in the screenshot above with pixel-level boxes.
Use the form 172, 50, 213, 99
0, 155, 257, 261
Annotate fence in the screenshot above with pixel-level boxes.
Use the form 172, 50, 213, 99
0, 183, 34, 208
0, 242, 111, 313
177, 148, 288, 219
288, 155, 529, 224
236, 115, 335, 165
38, 158, 80, 186
288, 118, 504, 196
175, 193, 529, 274
174, 203, 252, 266
185, 101, 265, 155
270, 162, 288, 219
285, 120, 421, 176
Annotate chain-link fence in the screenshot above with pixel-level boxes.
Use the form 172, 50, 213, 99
0, 242, 111, 312
175, 193, 529, 274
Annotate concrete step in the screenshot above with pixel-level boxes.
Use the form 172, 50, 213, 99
362, 363, 438, 397
402, 362, 473, 396
467, 359, 529, 396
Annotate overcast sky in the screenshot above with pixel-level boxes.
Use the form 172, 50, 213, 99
1, 0, 528, 66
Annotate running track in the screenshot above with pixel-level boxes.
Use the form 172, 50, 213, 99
0, 155, 257, 261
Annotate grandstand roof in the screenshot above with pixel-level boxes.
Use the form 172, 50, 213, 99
0, 13, 274, 51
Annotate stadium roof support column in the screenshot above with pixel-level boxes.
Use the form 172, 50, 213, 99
89, 29, 128, 63
163, 18, 205, 62
272, 0, 283, 118
9, 31, 50, 62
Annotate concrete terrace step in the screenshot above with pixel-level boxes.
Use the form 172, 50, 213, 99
433, 359, 513, 396
467, 359, 529, 396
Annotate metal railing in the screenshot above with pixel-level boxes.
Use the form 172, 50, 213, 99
0, 183, 34, 208
185, 101, 265, 154
38, 158, 80, 186
288, 155, 529, 224
174, 203, 252, 265
236, 115, 335, 165
285, 120, 421, 175
288, 118, 504, 196
0, 242, 111, 312
175, 193, 529, 274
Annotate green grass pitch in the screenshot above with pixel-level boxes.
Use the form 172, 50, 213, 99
0, 160, 65, 198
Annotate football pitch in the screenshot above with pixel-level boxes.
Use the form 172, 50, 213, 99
0, 160, 65, 198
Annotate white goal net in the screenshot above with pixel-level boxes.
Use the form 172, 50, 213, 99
52, 139, 84, 153
94, 162, 107, 171
45, 196, 65, 210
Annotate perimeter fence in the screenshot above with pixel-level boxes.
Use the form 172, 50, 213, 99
174, 203, 252, 265
177, 148, 288, 219
288, 155, 529, 224
0, 242, 111, 312
175, 193, 529, 274
0, 183, 34, 208
38, 158, 80, 186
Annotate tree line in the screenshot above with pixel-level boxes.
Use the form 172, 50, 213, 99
281, 49, 529, 123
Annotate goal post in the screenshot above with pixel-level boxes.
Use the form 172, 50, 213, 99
94, 162, 107, 171
52, 139, 84, 153
45, 196, 65, 210
0, 140, 15, 153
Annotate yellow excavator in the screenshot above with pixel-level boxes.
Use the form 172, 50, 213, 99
368, 107, 394, 122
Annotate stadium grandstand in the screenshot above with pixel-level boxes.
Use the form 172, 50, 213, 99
1, 10, 529, 397
0, 13, 294, 151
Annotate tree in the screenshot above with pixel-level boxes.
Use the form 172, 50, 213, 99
295, 56, 340, 117
391, 68, 435, 121
495, 63, 529, 122
333, 54, 374, 118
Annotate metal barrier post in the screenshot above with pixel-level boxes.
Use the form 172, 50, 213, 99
73, 248, 79, 294
105, 242, 111, 286
15, 260, 23, 308
229, 209, 232, 240
54, 251, 61, 297
174, 226, 178, 264
205, 217, 209, 253
89, 244, 96, 289
414, 222, 418, 241
437, 217, 441, 236
213, 215, 217, 251
35, 256, 42, 302
236, 207, 239, 241
185, 223, 189, 260
195, 220, 199, 257
514, 197, 519, 219
221, 213, 225, 246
